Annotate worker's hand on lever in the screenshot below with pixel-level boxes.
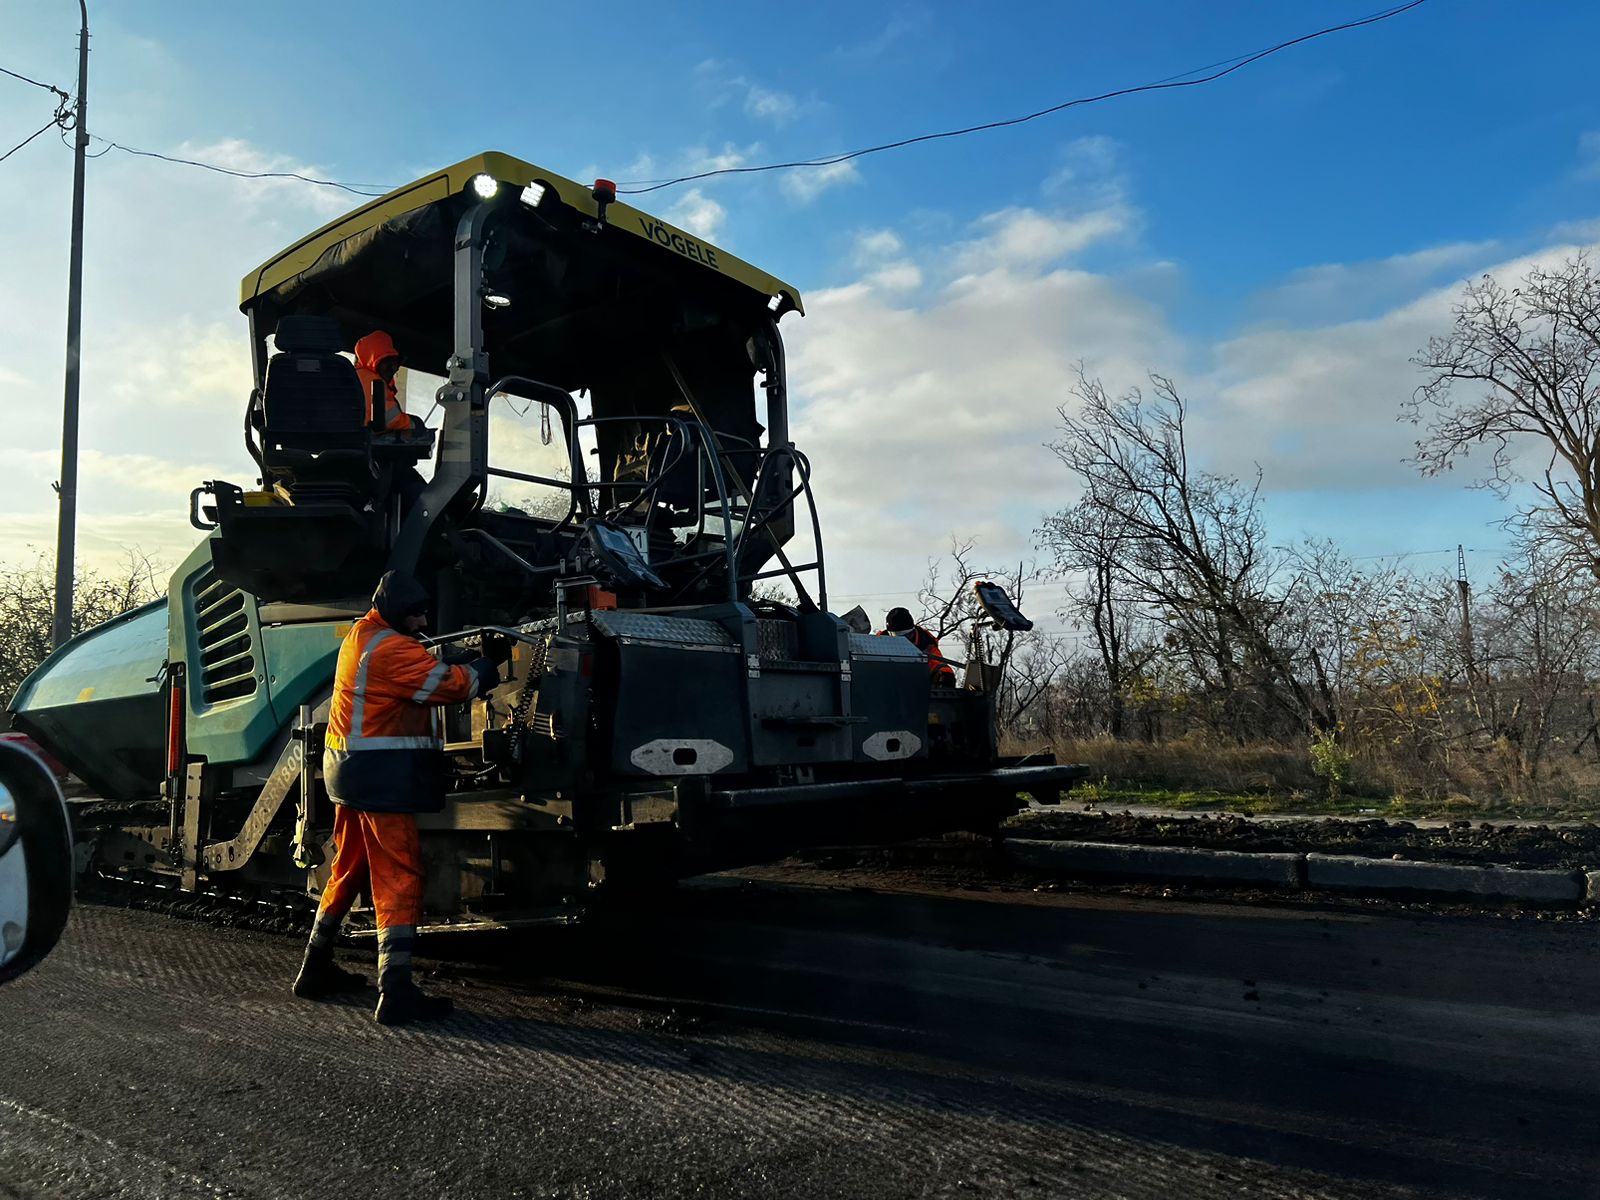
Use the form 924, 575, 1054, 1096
481, 632, 515, 667
469, 657, 499, 695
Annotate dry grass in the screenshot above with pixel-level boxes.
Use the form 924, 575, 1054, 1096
1045, 736, 1325, 796
1007, 733, 1600, 817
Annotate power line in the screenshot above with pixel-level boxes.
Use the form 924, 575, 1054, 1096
2, 56, 392, 197
82, 136, 393, 196
616, 0, 1428, 194
0, 63, 70, 102
0, 116, 60, 164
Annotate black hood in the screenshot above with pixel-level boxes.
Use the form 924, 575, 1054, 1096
372, 571, 429, 628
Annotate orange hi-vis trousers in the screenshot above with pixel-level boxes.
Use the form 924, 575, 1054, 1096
317, 807, 425, 929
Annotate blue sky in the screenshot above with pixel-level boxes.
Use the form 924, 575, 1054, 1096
2, 1, 1598, 615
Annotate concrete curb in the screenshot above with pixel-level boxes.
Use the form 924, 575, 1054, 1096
1304, 854, 1582, 902
1003, 838, 1589, 905
1005, 839, 1302, 887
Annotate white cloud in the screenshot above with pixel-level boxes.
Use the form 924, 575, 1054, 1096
852, 229, 904, 262
164, 138, 367, 218
695, 61, 805, 126
1246, 241, 1500, 326
1547, 216, 1600, 243
1205, 240, 1600, 495
780, 160, 862, 205
599, 143, 756, 193
0, 130, 350, 573
0, 509, 203, 573
687, 142, 756, 174
0, 446, 230, 569
832, 10, 930, 62
787, 205, 1178, 598
783, 199, 1600, 605
953, 206, 1131, 273
1042, 135, 1123, 199
667, 188, 727, 241
744, 85, 797, 124
108, 320, 249, 411
1578, 131, 1600, 180
866, 262, 923, 292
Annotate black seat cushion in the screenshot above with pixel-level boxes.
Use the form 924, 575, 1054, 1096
263, 352, 365, 436
273, 315, 346, 355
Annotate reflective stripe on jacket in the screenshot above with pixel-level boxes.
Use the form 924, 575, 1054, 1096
323, 608, 480, 812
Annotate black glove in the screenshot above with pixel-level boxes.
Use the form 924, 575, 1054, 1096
469, 657, 499, 695
441, 645, 477, 665
482, 632, 515, 667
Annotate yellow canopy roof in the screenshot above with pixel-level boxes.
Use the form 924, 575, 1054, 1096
239, 150, 804, 315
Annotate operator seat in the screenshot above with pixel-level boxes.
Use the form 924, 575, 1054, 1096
260, 316, 374, 499
205, 316, 389, 600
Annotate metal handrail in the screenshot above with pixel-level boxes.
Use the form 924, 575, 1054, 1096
577, 414, 737, 602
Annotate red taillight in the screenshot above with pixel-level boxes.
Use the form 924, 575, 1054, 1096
166, 675, 185, 777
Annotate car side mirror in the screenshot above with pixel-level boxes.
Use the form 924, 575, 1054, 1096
0, 743, 73, 985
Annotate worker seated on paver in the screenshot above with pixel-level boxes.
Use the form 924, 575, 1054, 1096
354, 330, 419, 433
880, 607, 956, 687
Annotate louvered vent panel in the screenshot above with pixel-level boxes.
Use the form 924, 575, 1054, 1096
193, 568, 258, 704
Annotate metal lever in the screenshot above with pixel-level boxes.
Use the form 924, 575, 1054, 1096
289, 704, 323, 870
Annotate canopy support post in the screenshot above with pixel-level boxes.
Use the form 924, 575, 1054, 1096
389, 200, 494, 593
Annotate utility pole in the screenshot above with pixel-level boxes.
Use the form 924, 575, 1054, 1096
52, 0, 89, 649
1456, 543, 1476, 674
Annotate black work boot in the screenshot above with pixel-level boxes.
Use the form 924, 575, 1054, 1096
373, 980, 454, 1026
291, 941, 367, 1000
372, 923, 452, 1026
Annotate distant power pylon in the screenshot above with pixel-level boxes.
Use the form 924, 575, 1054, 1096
1456, 544, 1476, 675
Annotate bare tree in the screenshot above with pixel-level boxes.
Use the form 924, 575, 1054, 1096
915, 538, 1063, 734
1408, 256, 1600, 577
1042, 368, 1333, 736
1042, 507, 1161, 738
1471, 548, 1600, 790
0, 552, 163, 708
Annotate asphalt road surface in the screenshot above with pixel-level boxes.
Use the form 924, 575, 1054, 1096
3, 872, 1599, 1199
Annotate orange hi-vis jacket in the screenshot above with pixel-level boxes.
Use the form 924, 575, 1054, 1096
353, 331, 410, 432
322, 608, 484, 813
906, 626, 956, 686
876, 624, 957, 685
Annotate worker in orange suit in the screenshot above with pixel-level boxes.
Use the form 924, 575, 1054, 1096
353, 330, 412, 432
292, 570, 497, 1026
881, 607, 956, 687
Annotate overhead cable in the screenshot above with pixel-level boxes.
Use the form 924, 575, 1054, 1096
0, 116, 61, 164
0, 62, 70, 102
616, 0, 1428, 194
1, 58, 394, 198
4, 1, 1426, 200
83, 137, 393, 196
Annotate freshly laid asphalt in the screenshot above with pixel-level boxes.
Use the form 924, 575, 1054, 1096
3, 871, 1600, 1199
